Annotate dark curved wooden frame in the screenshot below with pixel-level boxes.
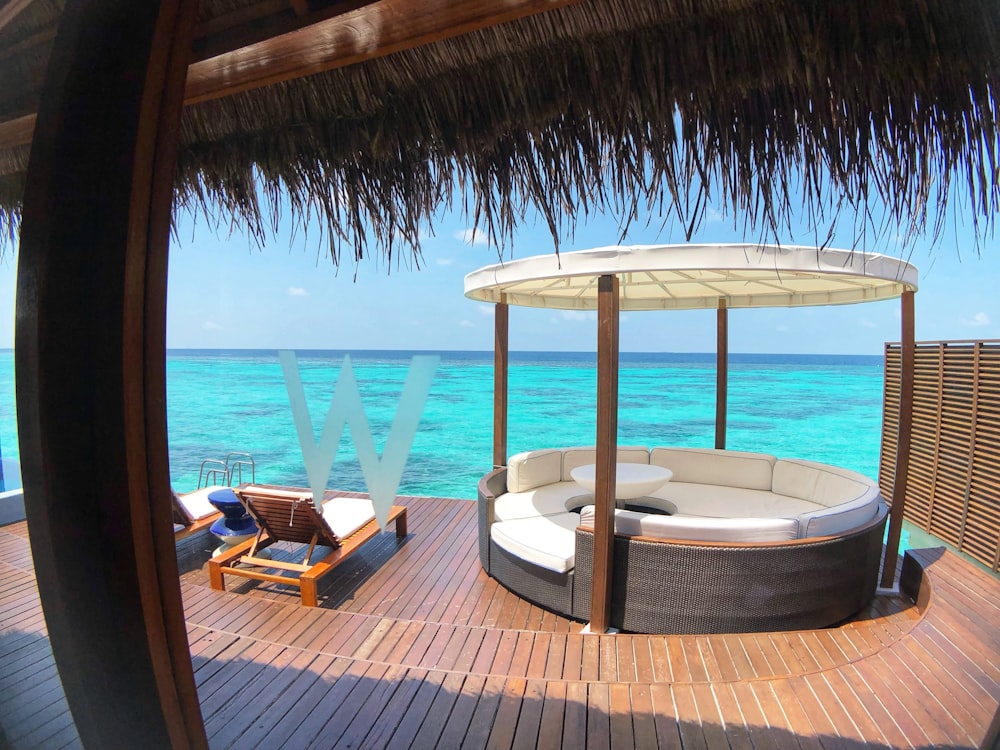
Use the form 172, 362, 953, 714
479, 467, 888, 634
15, 2, 206, 747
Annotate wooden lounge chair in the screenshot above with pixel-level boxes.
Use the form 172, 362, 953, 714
208, 485, 407, 606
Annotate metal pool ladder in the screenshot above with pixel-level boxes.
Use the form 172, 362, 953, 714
197, 452, 256, 488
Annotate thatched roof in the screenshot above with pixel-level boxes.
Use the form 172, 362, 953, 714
0, 0, 998, 262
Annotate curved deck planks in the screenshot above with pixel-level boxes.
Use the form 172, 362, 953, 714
1, 495, 998, 748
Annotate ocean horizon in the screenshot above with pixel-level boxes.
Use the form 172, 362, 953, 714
164, 348, 882, 365
1, 348, 886, 500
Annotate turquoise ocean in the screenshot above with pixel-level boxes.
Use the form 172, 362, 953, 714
0, 349, 886, 499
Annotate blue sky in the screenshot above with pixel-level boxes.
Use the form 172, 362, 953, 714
0, 196, 997, 355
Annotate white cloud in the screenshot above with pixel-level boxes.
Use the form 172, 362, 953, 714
559, 310, 596, 322
288, 287, 309, 297
962, 311, 991, 327
202, 321, 223, 331
454, 228, 491, 246
436, 257, 455, 266
705, 208, 724, 224
776, 324, 790, 333
477, 305, 494, 317
459, 320, 475, 328
859, 319, 878, 329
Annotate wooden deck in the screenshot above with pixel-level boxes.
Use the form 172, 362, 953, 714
2, 494, 999, 748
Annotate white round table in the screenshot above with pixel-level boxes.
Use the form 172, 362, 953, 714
569, 463, 673, 501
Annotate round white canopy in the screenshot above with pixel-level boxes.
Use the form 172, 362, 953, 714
464, 244, 919, 310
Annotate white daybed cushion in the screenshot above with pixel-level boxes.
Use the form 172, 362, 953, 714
796, 497, 881, 538
506, 449, 562, 492
177, 485, 228, 521
579, 505, 798, 543
493, 482, 591, 521
322, 496, 377, 539
649, 482, 821, 519
490, 512, 580, 573
772, 459, 881, 537
561, 446, 649, 481
650, 447, 776, 490
772, 458, 872, 506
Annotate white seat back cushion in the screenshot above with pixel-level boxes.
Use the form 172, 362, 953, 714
243, 484, 312, 500
579, 505, 798, 543
561, 446, 649, 481
506, 449, 562, 492
772, 459, 870, 506
650, 448, 776, 490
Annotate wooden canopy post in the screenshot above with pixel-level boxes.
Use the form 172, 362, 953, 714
15, 1, 206, 747
589, 274, 620, 633
715, 299, 728, 450
494, 297, 509, 468
881, 290, 916, 588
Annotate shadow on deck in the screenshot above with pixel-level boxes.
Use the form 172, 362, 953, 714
2, 495, 999, 748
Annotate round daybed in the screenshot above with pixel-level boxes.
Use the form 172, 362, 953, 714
478, 446, 887, 633
465, 244, 916, 634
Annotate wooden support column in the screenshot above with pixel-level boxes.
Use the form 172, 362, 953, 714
493, 298, 509, 468
881, 290, 915, 588
16, 1, 206, 747
590, 275, 619, 633
715, 299, 728, 450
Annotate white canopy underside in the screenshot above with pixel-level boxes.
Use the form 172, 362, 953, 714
464, 244, 919, 310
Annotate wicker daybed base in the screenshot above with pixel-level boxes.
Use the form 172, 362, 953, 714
572, 508, 886, 633
478, 465, 888, 634
488, 540, 575, 614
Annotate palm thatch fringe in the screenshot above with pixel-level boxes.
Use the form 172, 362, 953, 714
2, 0, 999, 263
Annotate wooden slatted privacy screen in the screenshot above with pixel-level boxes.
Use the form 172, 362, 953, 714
880, 340, 1000, 572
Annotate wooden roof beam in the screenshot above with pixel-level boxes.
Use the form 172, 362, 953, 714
184, 0, 583, 104
190, 0, 378, 63
0, 0, 580, 150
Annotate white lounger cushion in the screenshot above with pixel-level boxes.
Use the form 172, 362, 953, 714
493, 482, 591, 521
650, 482, 821, 519
579, 505, 798, 543
650, 447, 776, 490
561, 446, 649, 481
322, 496, 377, 539
490, 512, 580, 573
177, 485, 228, 521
